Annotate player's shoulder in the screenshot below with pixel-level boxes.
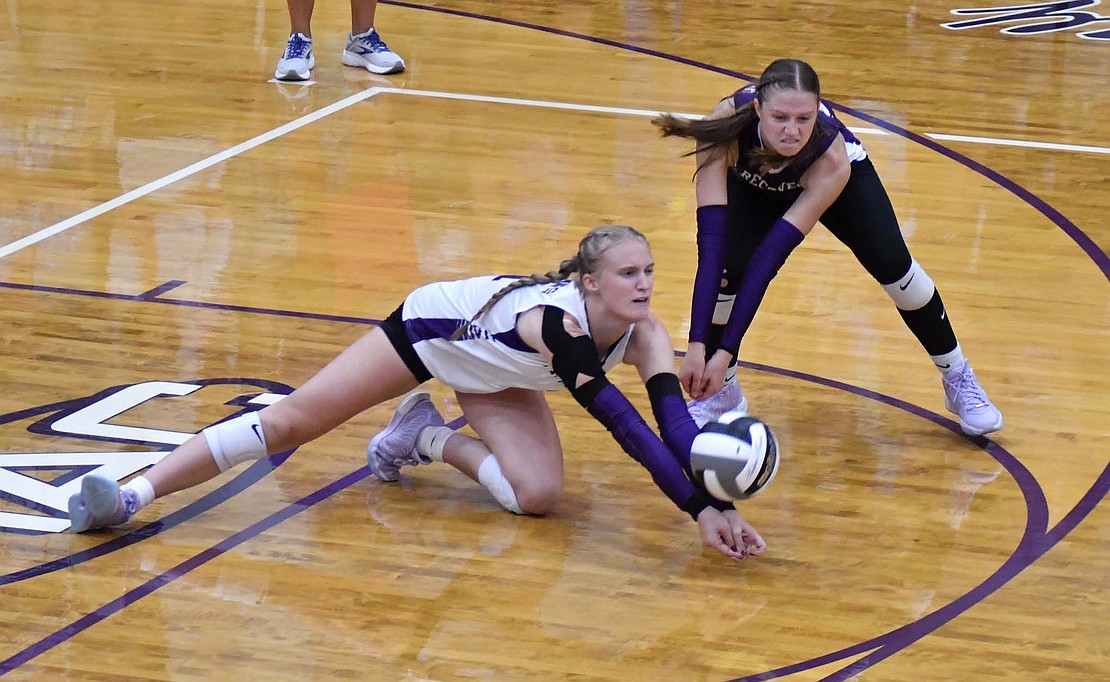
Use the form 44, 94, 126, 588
730, 84, 758, 107
705, 94, 739, 120
527, 303, 587, 336
629, 312, 668, 342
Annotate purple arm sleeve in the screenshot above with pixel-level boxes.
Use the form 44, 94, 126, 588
585, 381, 712, 520
689, 205, 729, 344
719, 217, 805, 355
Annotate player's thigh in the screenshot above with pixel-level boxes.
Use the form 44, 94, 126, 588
456, 388, 564, 493
265, 327, 421, 445
820, 159, 911, 283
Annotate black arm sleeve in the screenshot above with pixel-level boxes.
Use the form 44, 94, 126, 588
542, 305, 607, 403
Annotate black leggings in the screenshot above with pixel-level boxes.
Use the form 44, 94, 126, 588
710, 157, 957, 359
722, 157, 911, 289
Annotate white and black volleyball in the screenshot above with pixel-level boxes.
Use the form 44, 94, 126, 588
690, 411, 780, 502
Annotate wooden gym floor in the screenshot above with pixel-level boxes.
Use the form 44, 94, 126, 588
0, 1, 1107, 680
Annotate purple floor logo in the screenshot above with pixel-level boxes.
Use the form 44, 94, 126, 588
0, 379, 291, 534
944, 1, 1110, 39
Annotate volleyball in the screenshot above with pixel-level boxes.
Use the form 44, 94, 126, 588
690, 411, 780, 501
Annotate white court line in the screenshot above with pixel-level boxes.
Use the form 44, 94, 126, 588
0, 86, 387, 260
372, 86, 707, 119
927, 132, 1109, 155
4, 87, 1105, 259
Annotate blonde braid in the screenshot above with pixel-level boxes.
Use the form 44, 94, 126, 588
447, 225, 648, 342
448, 257, 580, 341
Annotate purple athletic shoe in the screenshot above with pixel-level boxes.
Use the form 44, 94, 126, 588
943, 360, 1004, 436
367, 392, 444, 482
68, 475, 139, 532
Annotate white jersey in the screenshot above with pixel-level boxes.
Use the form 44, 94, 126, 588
401, 275, 633, 394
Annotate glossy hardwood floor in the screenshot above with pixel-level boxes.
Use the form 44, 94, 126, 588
1, 1, 1107, 680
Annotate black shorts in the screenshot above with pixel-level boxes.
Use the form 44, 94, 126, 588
380, 304, 433, 383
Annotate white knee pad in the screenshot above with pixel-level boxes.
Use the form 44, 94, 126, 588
882, 259, 935, 311
202, 412, 269, 472
477, 455, 523, 515
712, 293, 736, 325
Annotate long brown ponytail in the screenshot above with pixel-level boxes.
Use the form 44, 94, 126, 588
652, 59, 833, 174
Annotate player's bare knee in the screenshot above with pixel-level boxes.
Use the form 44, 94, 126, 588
513, 479, 562, 515
256, 402, 319, 451
255, 409, 297, 451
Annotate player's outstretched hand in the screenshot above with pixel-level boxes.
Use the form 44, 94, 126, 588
701, 349, 733, 398
680, 342, 709, 399
723, 509, 766, 558
696, 507, 750, 562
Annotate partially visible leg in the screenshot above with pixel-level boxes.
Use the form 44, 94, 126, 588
350, 0, 377, 34
343, 0, 405, 74
448, 389, 564, 514
69, 328, 421, 531
287, 0, 316, 36
278, 329, 421, 437
275, 0, 317, 81
821, 158, 1002, 435
821, 160, 958, 362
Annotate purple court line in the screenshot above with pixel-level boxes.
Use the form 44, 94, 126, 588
720, 364, 1107, 681
822, 108, 1110, 281
0, 466, 372, 675
138, 279, 186, 299
809, 464, 1110, 682
0, 279, 380, 326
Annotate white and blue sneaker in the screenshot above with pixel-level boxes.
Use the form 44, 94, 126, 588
68, 475, 139, 532
342, 28, 405, 74
275, 32, 315, 81
367, 392, 443, 482
687, 375, 749, 429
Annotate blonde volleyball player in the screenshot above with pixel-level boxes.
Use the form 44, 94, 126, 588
653, 58, 1003, 437
69, 225, 766, 562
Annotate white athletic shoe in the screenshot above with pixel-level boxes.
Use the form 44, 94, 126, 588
687, 376, 749, 429
342, 29, 405, 74
943, 360, 1003, 436
275, 33, 315, 81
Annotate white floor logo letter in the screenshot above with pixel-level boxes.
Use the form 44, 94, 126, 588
0, 380, 290, 534
944, 1, 1110, 40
